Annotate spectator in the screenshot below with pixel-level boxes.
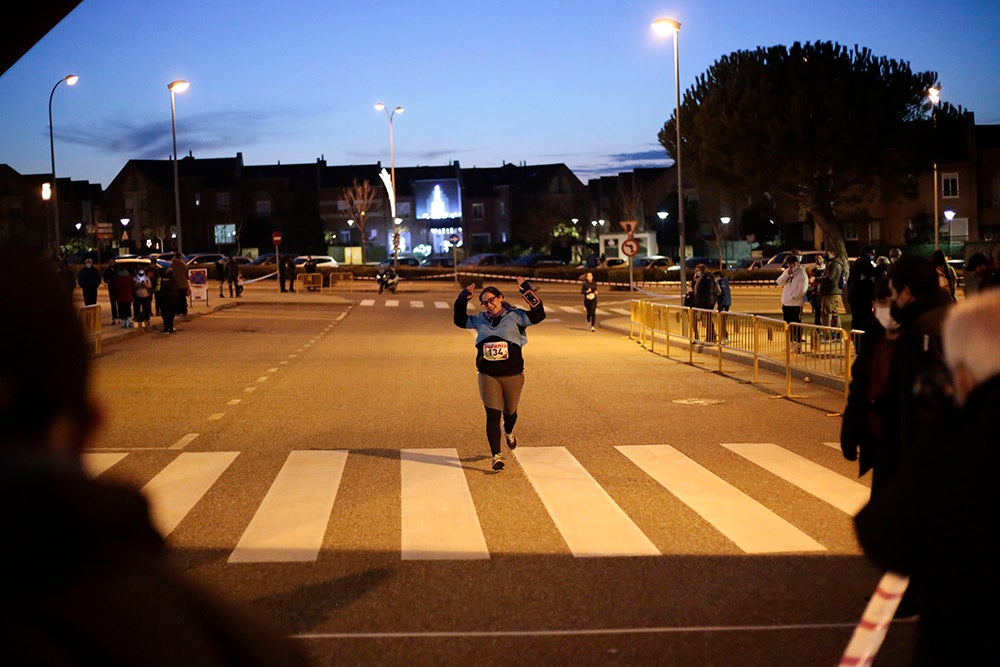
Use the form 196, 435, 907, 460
818, 250, 847, 331
888, 247, 902, 264
691, 263, 720, 342
932, 249, 957, 301
963, 252, 994, 296
132, 267, 153, 330
0, 245, 310, 665
846, 245, 878, 333
155, 267, 178, 334
841, 278, 903, 499
854, 289, 1000, 663
215, 256, 227, 297
280, 255, 296, 293
76, 258, 102, 306
226, 255, 241, 298
171, 256, 190, 318
776, 253, 809, 351
102, 258, 120, 324
113, 264, 134, 328
715, 270, 732, 342
585, 250, 599, 269
808, 254, 826, 325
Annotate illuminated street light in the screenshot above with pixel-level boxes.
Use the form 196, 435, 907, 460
375, 102, 404, 268
928, 86, 942, 251
169, 79, 190, 255
49, 73, 79, 256
652, 17, 687, 294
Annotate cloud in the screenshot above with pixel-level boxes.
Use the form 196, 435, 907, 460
56, 108, 302, 160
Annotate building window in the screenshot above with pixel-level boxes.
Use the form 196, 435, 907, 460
942, 173, 959, 198
844, 222, 860, 242
337, 200, 348, 212
214, 223, 236, 245
256, 200, 271, 217
217, 192, 230, 210
472, 203, 485, 220
195, 193, 201, 207
499, 201, 506, 217
398, 202, 411, 216
868, 219, 882, 242
471, 233, 491, 246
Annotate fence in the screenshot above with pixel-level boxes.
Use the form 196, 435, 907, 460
629, 300, 861, 397
78, 304, 102, 356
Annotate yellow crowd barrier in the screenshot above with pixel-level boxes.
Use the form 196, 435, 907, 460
77, 304, 102, 356
324, 271, 354, 290
629, 300, 859, 396
298, 273, 322, 291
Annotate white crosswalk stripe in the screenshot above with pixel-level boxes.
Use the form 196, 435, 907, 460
85, 442, 863, 562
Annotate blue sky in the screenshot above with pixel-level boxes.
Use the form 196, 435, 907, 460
1, 0, 998, 188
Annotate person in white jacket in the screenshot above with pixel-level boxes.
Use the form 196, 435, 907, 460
776, 253, 810, 351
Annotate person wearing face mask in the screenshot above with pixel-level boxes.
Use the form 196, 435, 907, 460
454, 277, 546, 471
841, 278, 903, 499
853, 289, 1000, 664
776, 254, 809, 352
76, 258, 102, 306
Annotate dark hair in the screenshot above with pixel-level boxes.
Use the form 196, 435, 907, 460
932, 249, 947, 266
886, 255, 940, 300
0, 245, 89, 444
873, 276, 893, 300
479, 286, 503, 304
967, 252, 989, 272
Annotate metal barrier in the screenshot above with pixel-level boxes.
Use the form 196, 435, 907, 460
629, 299, 860, 396
325, 272, 354, 290
78, 304, 102, 356
298, 273, 322, 291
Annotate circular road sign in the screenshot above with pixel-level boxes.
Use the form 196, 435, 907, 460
271, 231, 283, 245
621, 238, 640, 257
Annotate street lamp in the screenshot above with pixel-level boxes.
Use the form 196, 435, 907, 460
169, 79, 190, 255
927, 86, 941, 250
652, 17, 686, 294
49, 73, 79, 257
375, 102, 404, 268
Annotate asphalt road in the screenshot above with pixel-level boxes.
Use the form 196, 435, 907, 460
82, 279, 916, 666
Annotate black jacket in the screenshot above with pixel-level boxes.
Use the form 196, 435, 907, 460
0, 453, 310, 666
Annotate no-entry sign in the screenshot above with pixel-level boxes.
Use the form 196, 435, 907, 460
271, 231, 283, 245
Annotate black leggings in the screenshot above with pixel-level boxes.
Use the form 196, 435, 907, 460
478, 373, 524, 456
584, 298, 597, 326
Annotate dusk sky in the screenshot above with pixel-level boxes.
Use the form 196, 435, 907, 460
1, 0, 998, 189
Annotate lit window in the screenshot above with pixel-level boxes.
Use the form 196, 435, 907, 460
942, 173, 959, 198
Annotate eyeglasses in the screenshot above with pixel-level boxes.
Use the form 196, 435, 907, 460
480, 295, 499, 307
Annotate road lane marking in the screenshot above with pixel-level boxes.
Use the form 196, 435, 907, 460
516, 447, 659, 557
385, 299, 400, 307
411, 300, 424, 308
558, 305, 579, 313
141, 452, 239, 537
208, 413, 224, 421
360, 299, 375, 306
169, 432, 200, 450
617, 445, 824, 553
722, 443, 869, 515
401, 448, 489, 560
82, 452, 128, 477
229, 450, 348, 563
434, 301, 449, 309
244, 386, 257, 393
228, 399, 242, 405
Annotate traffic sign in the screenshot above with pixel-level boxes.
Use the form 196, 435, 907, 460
620, 220, 637, 236
271, 231, 283, 245
448, 233, 460, 244
621, 238, 640, 257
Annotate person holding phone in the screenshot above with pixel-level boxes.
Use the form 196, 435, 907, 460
453, 276, 546, 471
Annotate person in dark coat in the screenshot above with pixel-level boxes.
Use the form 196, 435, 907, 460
280, 255, 296, 293
690, 262, 720, 341
846, 245, 878, 333
225, 255, 241, 297
102, 257, 120, 323
76, 258, 102, 306
854, 289, 1000, 664
840, 278, 903, 499
0, 244, 310, 666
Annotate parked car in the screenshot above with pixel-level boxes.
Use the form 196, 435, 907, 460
604, 257, 628, 268
293, 255, 338, 270
184, 252, 227, 266
509, 253, 566, 267
734, 258, 766, 270
633, 255, 673, 268
458, 253, 511, 267
421, 253, 455, 267
249, 253, 297, 267
665, 256, 726, 272
376, 255, 420, 270
761, 250, 827, 272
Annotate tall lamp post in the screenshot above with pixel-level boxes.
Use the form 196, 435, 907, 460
169, 79, 190, 256
375, 102, 404, 268
652, 17, 686, 295
927, 86, 946, 251
49, 73, 79, 257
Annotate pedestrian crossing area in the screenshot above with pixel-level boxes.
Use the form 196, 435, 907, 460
82, 443, 868, 563
355, 298, 630, 317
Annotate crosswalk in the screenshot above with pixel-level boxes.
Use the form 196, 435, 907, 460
82, 443, 868, 563
355, 298, 630, 316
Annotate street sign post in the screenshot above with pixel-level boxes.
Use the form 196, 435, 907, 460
272, 231, 283, 292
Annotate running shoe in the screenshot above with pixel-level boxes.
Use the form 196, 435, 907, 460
504, 431, 517, 450
492, 454, 505, 471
